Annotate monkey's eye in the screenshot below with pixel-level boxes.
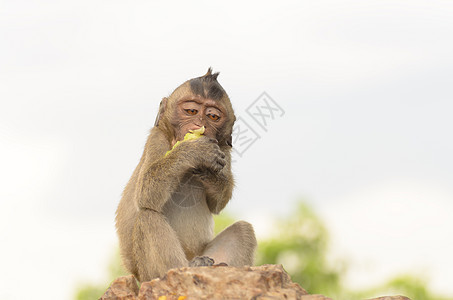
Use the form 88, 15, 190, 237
185, 109, 198, 115
207, 113, 220, 121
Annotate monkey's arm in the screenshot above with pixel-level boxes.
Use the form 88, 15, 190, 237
134, 128, 191, 211
135, 129, 226, 211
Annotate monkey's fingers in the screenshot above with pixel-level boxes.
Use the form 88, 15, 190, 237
208, 155, 226, 173
213, 262, 228, 267
189, 256, 215, 267
208, 138, 219, 144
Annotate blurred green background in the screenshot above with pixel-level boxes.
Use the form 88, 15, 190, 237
75, 201, 450, 300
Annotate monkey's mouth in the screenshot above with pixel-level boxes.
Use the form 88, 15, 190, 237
168, 127, 205, 154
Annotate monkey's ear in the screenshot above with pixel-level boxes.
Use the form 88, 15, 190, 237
154, 97, 168, 127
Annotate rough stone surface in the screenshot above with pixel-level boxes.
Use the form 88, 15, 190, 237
138, 264, 306, 300
100, 264, 411, 300
367, 297, 411, 300
100, 274, 139, 300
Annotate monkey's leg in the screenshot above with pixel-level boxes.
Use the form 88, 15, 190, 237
202, 221, 257, 266
133, 209, 188, 282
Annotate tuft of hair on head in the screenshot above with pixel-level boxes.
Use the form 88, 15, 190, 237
189, 67, 224, 100
202, 67, 220, 81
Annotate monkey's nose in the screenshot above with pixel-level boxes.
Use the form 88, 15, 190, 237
192, 119, 205, 129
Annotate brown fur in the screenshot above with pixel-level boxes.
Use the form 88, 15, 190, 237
115, 69, 257, 282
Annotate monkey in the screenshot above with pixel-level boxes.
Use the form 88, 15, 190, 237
115, 68, 257, 282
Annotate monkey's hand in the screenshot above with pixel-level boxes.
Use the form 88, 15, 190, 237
189, 256, 215, 267
178, 136, 227, 174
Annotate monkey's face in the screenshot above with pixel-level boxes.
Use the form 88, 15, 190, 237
171, 96, 227, 146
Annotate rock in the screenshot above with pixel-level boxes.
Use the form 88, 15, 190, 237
100, 265, 411, 300
100, 275, 139, 300
138, 264, 307, 300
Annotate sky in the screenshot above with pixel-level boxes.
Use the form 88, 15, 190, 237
1, 0, 452, 299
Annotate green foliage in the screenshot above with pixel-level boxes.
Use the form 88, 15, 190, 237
74, 201, 452, 300
213, 213, 235, 235
352, 275, 453, 300
75, 285, 105, 300
255, 202, 343, 297
384, 275, 431, 300
250, 201, 450, 300
106, 248, 128, 279
74, 249, 127, 300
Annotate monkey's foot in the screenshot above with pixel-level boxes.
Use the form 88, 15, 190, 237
189, 256, 215, 267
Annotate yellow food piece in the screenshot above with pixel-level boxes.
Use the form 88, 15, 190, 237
158, 296, 167, 300
178, 297, 187, 300
165, 126, 205, 157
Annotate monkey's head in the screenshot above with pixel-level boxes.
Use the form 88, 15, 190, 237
155, 68, 236, 148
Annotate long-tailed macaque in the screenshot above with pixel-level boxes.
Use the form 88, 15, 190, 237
115, 69, 257, 282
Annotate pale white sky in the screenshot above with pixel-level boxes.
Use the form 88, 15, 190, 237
1, 0, 453, 299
